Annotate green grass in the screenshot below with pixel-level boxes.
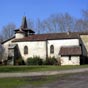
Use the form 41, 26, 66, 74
0, 65, 88, 73
0, 75, 58, 88
0, 78, 28, 88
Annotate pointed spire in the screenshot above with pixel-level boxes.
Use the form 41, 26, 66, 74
21, 16, 27, 29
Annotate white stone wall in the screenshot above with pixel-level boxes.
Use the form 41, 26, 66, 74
15, 33, 25, 39
2, 38, 80, 65
12, 39, 80, 64
2, 38, 15, 60
48, 39, 79, 58
17, 41, 46, 62
60, 56, 80, 65
80, 35, 88, 56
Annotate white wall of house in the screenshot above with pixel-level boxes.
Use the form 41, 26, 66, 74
17, 39, 79, 62
60, 56, 80, 65
48, 39, 79, 58
17, 41, 46, 62
80, 35, 88, 56
2, 38, 15, 60
2, 38, 80, 65
15, 33, 25, 39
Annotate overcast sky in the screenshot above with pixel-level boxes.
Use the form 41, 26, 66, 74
0, 0, 88, 30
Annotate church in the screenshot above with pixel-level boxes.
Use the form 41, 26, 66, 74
1, 16, 88, 65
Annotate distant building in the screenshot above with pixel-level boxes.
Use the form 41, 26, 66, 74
1, 16, 88, 65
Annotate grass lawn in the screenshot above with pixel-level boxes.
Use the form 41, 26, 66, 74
0, 78, 27, 88
0, 65, 88, 72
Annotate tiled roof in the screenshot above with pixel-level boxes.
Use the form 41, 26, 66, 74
59, 46, 81, 56
16, 30, 24, 33
15, 29, 35, 34
12, 32, 80, 42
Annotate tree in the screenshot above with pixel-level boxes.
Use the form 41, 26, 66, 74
74, 19, 87, 32
73, 9, 88, 32
27, 19, 34, 29
36, 18, 45, 34
36, 13, 75, 33
82, 9, 88, 21
82, 9, 88, 31
2, 23, 16, 40
63, 13, 75, 32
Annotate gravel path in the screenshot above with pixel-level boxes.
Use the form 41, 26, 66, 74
36, 71, 88, 88
0, 68, 88, 78
19, 71, 88, 88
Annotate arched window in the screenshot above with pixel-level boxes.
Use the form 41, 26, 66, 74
50, 45, 54, 54
24, 46, 28, 54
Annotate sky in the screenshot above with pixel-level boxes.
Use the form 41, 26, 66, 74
0, 0, 88, 30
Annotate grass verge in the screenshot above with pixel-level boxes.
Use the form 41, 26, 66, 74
0, 65, 88, 73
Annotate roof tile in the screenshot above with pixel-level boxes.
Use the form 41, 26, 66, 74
12, 32, 80, 42
59, 46, 81, 56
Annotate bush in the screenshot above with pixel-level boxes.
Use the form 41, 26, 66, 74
27, 56, 58, 65
16, 58, 25, 65
27, 56, 43, 65
43, 57, 58, 65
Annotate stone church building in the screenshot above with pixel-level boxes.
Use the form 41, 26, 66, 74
1, 16, 88, 65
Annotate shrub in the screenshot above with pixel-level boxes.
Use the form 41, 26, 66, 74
27, 56, 58, 65
27, 56, 43, 65
16, 58, 25, 65
43, 57, 58, 65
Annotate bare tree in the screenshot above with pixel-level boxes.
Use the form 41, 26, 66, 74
42, 15, 60, 33
27, 19, 34, 29
74, 19, 87, 32
82, 9, 88, 31
36, 18, 43, 34
36, 11, 88, 33
63, 13, 75, 32
82, 9, 88, 21
2, 23, 16, 40
37, 13, 75, 33
28, 18, 45, 34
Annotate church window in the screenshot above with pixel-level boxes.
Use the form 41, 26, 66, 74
24, 46, 28, 54
69, 56, 71, 60
50, 45, 54, 54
